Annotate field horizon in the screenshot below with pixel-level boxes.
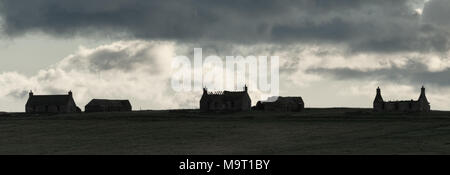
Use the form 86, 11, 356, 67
1, 108, 450, 155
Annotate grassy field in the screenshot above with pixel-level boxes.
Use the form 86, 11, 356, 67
1, 108, 450, 154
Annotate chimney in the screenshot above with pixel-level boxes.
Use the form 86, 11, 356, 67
29, 90, 33, 97
421, 86, 425, 96
418, 85, 429, 104
203, 87, 207, 94
374, 86, 383, 103
244, 84, 248, 92
68, 90, 73, 97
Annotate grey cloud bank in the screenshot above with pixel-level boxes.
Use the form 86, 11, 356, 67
307, 60, 450, 87
0, 0, 449, 53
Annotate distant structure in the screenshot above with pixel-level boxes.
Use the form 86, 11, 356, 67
26, 91, 81, 113
373, 86, 430, 112
255, 96, 305, 112
200, 85, 251, 111
85, 99, 132, 113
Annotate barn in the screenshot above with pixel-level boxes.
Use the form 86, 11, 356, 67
255, 96, 305, 112
85, 99, 132, 113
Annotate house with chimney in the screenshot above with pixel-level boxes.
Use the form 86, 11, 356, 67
200, 85, 251, 111
373, 86, 430, 112
25, 91, 81, 113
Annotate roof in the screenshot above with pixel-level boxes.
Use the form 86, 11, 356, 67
26, 95, 73, 106
261, 96, 304, 104
201, 90, 250, 101
86, 99, 131, 107
385, 100, 419, 103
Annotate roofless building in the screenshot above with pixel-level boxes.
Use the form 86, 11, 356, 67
200, 85, 251, 111
373, 86, 430, 112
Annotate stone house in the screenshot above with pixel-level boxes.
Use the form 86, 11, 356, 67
200, 86, 251, 111
373, 86, 430, 112
25, 91, 81, 113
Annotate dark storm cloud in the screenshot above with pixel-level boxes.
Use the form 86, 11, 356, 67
422, 0, 450, 27
307, 60, 450, 87
83, 47, 153, 72
58, 41, 168, 74
0, 0, 449, 52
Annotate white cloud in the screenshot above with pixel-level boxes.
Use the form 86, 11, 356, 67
0, 40, 200, 112
2, 39, 450, 112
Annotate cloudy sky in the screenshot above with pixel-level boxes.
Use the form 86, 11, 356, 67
1, 0, 450, 112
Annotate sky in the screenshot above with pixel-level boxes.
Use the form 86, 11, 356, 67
1, 0, 450, 112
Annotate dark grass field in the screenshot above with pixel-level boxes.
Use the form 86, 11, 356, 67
1, 108, 450, 154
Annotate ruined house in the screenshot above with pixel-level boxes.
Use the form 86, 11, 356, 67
85, 99, 132, 112
200, 85, 251, 111
25, 91, 81, 113
373, 86, 430, 112
255, 96, 305, 112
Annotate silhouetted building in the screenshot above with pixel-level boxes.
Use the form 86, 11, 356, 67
85, 99, 132, 112
255, 96, 304, 112
200, 85, 251, 111
25, 91, 81, 113
373, 86, 430, 112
